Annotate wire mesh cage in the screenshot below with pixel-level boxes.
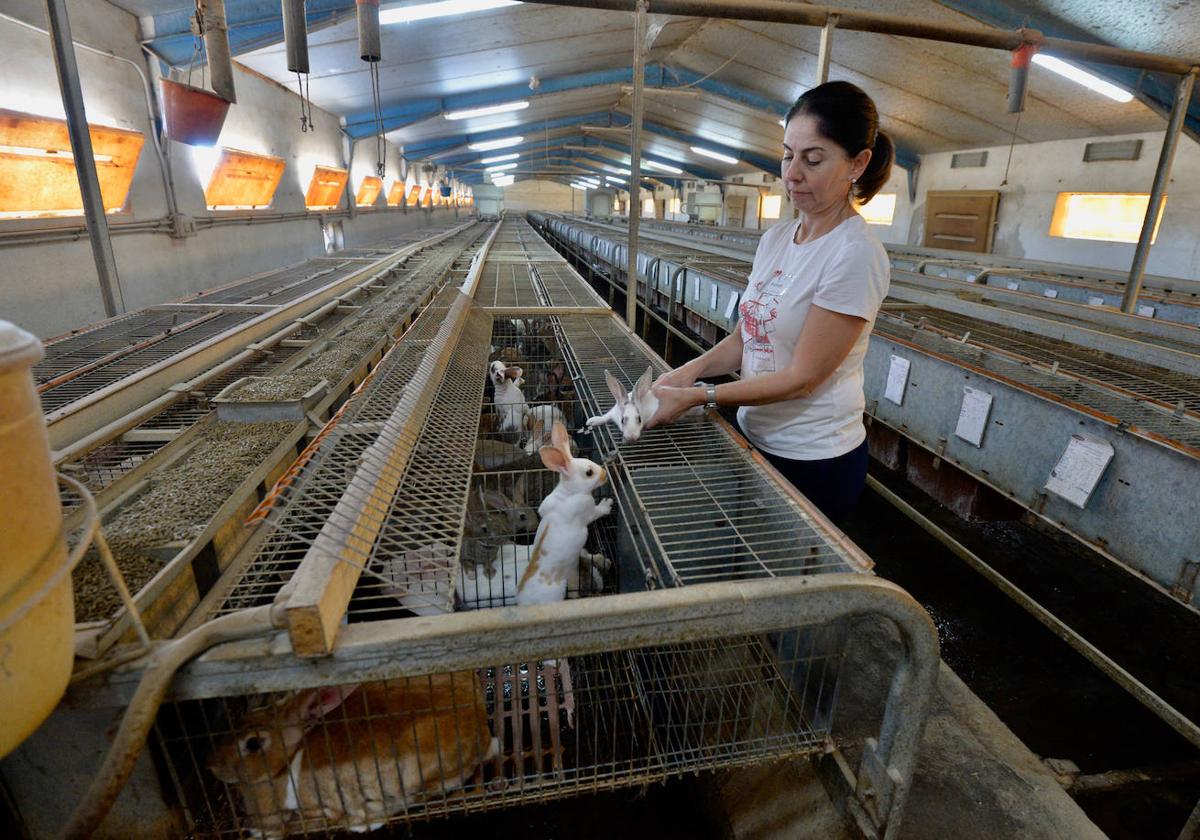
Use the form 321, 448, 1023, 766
154, 613, 847, 838
127, 217, 928, 840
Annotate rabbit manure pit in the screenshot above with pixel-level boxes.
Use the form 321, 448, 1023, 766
72, 421, 294, 622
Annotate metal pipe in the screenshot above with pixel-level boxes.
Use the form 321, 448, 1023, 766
44, 0, 124, 318
816, 13, 837, 85
865, 474, 1200, 749
625, 0, 647, 329
282, 0, 310, 74
357, 0, 381, 62
518, 0, 1199, 74
198, 0, 236, 102
1122, 68, 1198, 314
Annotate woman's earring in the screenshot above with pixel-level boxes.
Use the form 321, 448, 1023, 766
850, 176, 857, 183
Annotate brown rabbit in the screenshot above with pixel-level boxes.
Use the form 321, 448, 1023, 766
208, 674, 498, 837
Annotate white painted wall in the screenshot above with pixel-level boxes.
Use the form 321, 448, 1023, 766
911, 130, 1200, 279
0, 0, 457, 339
499, 180, 579, 213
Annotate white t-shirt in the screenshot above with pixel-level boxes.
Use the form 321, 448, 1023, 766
736, 214, 889, 460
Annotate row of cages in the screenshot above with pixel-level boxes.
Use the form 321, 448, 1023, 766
37, 223, 937, 839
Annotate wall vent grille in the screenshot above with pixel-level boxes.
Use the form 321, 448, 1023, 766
1084, 139, 1142, 162
951, 151, 988, 168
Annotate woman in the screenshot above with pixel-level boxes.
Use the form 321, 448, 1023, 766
648, 81, 893, 523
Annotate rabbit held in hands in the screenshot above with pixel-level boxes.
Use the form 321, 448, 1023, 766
517, 421, 613, 606
584, 367, 659, 443
207, 675, 498, 838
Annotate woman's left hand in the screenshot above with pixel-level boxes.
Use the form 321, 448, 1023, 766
644, 385, 704, 429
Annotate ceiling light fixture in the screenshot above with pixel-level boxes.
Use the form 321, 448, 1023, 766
571, 182, 591, 190
643, 159, 683, 174
444, 100, 529, 120
468, 135, 524, 151
1031, 54, 1132, 102
486, 162, 518, 172
690, 145, 738, 165
479, 152, 519, 163
380, 0, 521, 26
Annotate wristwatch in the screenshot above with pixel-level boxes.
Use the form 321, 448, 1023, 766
704, 385, 718, 409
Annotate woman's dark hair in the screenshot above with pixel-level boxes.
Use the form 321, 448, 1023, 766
784, 80, 894, 202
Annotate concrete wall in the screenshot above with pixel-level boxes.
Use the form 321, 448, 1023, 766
0, 0, 459, 339
499, 180, 580, 214
910, 130, 1200, 279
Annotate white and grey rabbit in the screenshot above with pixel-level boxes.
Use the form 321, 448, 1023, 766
517, 421, 613, 606
488, 359, 527, 435
584, 367, 659, 443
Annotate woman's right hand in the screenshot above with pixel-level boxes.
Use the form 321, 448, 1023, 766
654, 365, 698, 390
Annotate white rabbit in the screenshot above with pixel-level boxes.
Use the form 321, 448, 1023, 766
517, 421, 613, 606
584, 367, 659, 443
521, 404, 566, 455
489, 359, 527, 434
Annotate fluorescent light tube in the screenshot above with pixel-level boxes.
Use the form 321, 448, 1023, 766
690, 145, 738, 164
643, 159, 682, 174
486, 162, 518, 172
445, 100, 529, 120
1032, 54, 1132, 103
479, 152, 519, 163
380, 1, 521, 26
468, 135, 524, 151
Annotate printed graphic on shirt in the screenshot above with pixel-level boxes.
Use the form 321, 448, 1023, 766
740, 268, 791, 375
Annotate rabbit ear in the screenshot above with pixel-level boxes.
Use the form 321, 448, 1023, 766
550, 420, 570, 453
504, 366, 523, 381
605, 370, 628, 406
481, 490, 512, 510
298, 684, 355, 723
532, 418, 545, 440
633, 366, 654, 403
513, 473, 527, 503
540, 444, 570, 474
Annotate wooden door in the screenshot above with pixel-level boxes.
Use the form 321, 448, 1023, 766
923, 190, 999, 253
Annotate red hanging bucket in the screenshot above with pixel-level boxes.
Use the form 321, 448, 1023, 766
161, 78, 231, 146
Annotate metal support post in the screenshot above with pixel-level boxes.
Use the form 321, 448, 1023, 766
1122, 67, 1197, 314
816, 14, 838, 85
626, 0, 647, 329
198, 0, 237, 103
44, 0, 123, 318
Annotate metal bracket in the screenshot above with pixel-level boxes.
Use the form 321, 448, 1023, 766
1171, 561, 1199, 604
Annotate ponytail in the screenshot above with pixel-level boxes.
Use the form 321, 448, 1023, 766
854, 130, 894, 203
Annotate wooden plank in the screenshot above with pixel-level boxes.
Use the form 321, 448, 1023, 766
203, 148, 286, 209
305, 165, 348, 209
355, 175, 383, 207
0, 108, 143, 217
283, 294, 478, 656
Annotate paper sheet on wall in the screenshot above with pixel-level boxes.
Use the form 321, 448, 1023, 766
723, 292, 740, 320
1137, 305, 1156, 318
1045, 434, 1114, 509
954, 386, 993, 447
1088, 296, 1105, 306
1043, 288, 1059, 299
710, 285, 720, 310
884, 355, 910, 405
1006, 281, 1020, 291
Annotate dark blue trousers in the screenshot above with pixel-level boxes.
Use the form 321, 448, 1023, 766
740, 423, 869, 524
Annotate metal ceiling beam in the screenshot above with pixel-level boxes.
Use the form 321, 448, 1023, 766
518, 0, 1199, 74
930, 0, 1200, 145
435, 132, 724, 181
